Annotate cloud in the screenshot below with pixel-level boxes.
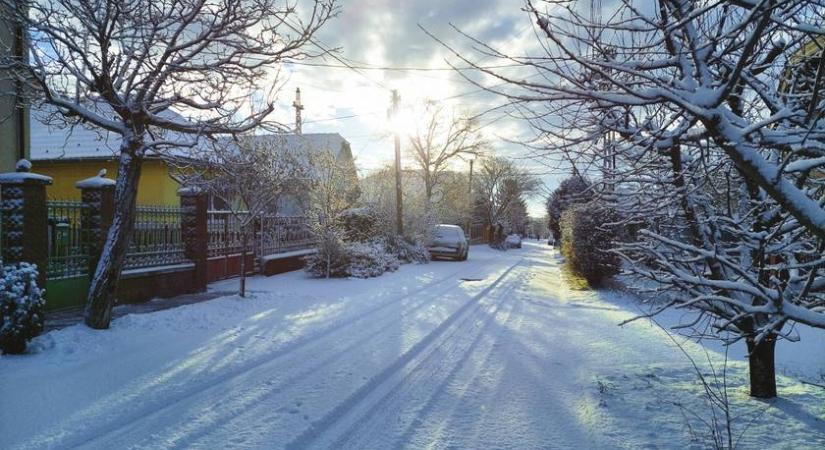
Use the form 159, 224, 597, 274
278, 0, 561, 217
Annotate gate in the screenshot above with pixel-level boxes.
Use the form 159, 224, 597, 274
45, 201, 89, 311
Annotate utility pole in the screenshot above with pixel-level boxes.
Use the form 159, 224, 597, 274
467, 157, 474, 241
390, 90, 403, 235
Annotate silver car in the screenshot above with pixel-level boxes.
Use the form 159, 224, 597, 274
428, 224, 468, 261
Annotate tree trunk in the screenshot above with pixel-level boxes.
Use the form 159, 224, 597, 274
746, 335, 777, 398
240, 227, 247, 297
84, 145, 143, 329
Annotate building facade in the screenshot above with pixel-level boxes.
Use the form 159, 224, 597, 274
0, 10, 29, 171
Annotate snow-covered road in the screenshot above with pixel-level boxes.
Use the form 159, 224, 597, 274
2, 243, 823, 449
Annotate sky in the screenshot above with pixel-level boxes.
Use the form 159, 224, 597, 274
266, 0, 568, 218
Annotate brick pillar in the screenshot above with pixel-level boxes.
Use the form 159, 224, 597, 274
179, 187, 208, 291
0, 160, 53, 288
76, 170, 116, 280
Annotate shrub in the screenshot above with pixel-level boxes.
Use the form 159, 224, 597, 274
304, 229, 350, 278
383, 234, 430, 264
338, 207, 380, 242
547, 176, 594, 241
346, 242, 400, 278
305, 237, 402, 279
560, 202, 622, 284
0, 263, 46, 354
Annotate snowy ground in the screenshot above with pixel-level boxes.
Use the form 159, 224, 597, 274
1, 243, 823, 449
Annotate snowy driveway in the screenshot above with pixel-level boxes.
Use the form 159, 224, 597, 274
2, 243, 823, 449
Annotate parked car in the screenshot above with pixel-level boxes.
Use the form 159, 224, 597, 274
428, 224, 468, 261
505, 234, 522, 249
547, 237, 555, 246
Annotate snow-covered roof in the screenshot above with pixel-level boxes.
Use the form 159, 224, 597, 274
240, 133, 351, 159
30, 109, 121, 161
30, 103, 350, 162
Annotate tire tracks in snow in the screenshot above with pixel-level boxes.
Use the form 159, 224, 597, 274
284, 257, 526, 450
154, 258, 518, 449
49, 256, 509, 450
328, 260, 528, 450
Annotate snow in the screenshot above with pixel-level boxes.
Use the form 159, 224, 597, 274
260, 248, 317, 262
0, 160, 53, 184
1, 243, 823, 449
74, 170, 116, 189
120, 263, 196, 278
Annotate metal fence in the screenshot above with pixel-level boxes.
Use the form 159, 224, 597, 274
43, 202, 313, 280
124, 205, 188, 270
257, 215, 314, 256
207, 210, 248, 258
46, 200, 88, 279
207, 211, 315, 258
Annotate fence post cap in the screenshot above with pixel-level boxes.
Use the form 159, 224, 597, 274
0, 159, 53, 185
177, 185, 205, 196
75, 169, 116, 189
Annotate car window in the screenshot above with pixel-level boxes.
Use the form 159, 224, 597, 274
435, 226, 462, 239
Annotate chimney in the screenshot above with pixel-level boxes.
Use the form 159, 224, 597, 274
292, 87, 304, 135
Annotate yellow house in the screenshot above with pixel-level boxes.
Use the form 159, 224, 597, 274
29, 109, 183, 205
29, 107, 358, 208
779, 38, 824, 181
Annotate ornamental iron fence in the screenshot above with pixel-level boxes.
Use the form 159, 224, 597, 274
46, 200, 88, 279
123, 205, 188, 270
207, 210, 249, 258
257, 215, 314, 256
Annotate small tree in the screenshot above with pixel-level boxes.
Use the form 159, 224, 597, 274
305, 148, 360, 278
5, 0, 337, 328
175, 136, 310, 296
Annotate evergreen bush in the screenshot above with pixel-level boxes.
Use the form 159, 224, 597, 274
560, 203, 622, 284
0, 263, 46, 354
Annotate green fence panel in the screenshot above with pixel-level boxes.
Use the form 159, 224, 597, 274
45, 275, 89, 311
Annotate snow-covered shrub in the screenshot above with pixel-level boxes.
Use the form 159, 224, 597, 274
0, 263, 45, 354
304, 228, 350, 278
346, 242, 400, 278
560, 202, 622, 284
305, 238, 401, 279
383, 234, 430, 264
338, 207, 380, 242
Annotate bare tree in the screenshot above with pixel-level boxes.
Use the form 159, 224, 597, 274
437, 0, 825, 398
5, 0, 336, 328
472, 156, 538, 232
408, 102, 485, 211
172, 135, 310, 297
305, 147, 360, 278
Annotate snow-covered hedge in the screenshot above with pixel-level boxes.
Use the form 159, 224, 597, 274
0, 263, 45, 354
560, 203, 622, 284
547, 176, 593, 241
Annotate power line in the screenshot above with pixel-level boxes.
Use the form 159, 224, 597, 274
284, 61, 526, 72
